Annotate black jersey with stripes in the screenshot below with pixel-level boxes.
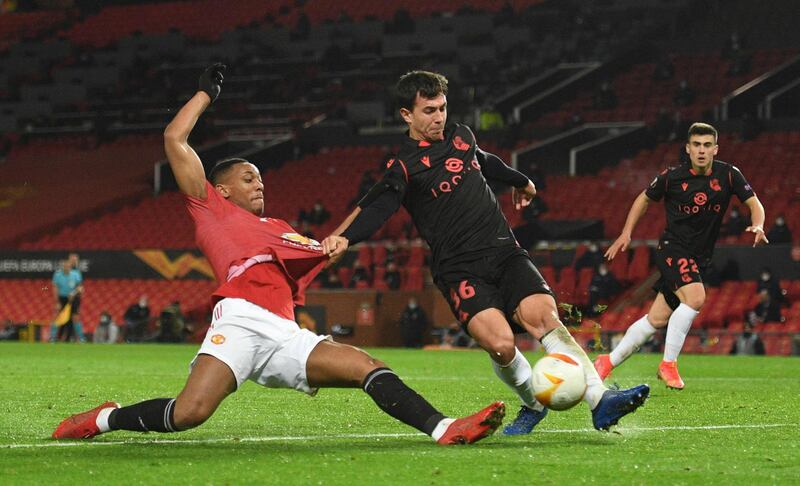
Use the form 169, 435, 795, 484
644, 159, 755, 265
379, 124, 518, 275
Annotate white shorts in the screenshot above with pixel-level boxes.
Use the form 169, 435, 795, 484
192, 298, 329, 395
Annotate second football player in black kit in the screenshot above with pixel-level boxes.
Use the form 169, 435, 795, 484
323, 71, 649, 434
595, 122, 768, 389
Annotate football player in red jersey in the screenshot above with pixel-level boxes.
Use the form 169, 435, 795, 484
596, 122, 767, 389
52, 64, 504, 446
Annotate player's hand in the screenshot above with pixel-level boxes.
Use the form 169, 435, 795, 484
322, 235, 349, 259
605, 234, 631, 260
199, 63, 226, 103
512, 180, 536, 210
746, 225, 769, 247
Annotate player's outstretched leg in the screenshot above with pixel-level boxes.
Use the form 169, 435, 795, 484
52, 401, 120, 439
52, 355, 235, 440
308, 340, 505, 445
503, 405, 548, 436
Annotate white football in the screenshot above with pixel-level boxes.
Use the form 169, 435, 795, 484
531, 353, 587, 411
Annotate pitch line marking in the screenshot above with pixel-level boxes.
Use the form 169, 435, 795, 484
4, 423, 797, 449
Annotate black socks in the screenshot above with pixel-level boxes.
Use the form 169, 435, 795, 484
362, 368, 445, 435
108, 398, 178, 433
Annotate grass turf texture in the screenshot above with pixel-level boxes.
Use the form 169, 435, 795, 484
1, 342, 798, 485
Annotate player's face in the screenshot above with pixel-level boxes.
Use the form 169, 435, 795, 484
217, 163, 264, 215
401, 93, 447, 142
685, 134, 718, 174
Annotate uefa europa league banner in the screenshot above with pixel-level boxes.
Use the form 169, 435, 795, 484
0, 250, 213, 280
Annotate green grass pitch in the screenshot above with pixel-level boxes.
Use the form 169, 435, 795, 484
1, 342, 798, 485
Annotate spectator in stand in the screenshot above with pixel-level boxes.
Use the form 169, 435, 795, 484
349, 259, 371, 288
757, 268, 786, 305
349, 171, 377, 208
673, 80, 695, 107
399, 297, 429, 348
727, 51, 752, 77
298, 221, 316, 241
321, 270, 344, 289
588, 263, 622, 316
721, 206, 749, 237
478, 102, 504, 131
722, 32, 744, 59
156, 300, 186, 343
384, 262, 402, 290
575, 242, 604, 272
93, 311, 119, 344
593, 81, 618, 110
653, 54, 675, 81
729, 322, 764, 355
123, 295, 151, 343
767, 215, 792, 244
306, 200, 331, 226
753, 289, 783, 324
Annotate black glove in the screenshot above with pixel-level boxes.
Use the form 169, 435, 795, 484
199, 63, 225, 103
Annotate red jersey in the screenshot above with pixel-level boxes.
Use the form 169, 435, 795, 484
184, 181, 326, 320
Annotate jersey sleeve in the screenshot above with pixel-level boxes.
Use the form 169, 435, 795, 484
729, 165, 755, 202
644, 169, 669, 201
183, 181, 228, 220
476, 146, 529, 187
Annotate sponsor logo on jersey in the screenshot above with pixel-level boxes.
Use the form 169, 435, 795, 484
445, 157, 464, 173
210, 334, 225, 345
281, 233, 321, 249
710, 178, 721, 191
453, 136, 470, 151
681, 182, 689, 191
693, 192, 707, 206
420, 156, 430, 167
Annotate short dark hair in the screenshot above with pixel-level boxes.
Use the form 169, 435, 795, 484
395, 70, 448, 111
687, 122, 718, 142
208, 158, 250, 184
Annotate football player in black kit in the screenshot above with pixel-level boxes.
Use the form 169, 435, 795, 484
595, 122, 768, 389
323, 71, 649, 434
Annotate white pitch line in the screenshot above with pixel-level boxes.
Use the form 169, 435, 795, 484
3, 423, 797, 449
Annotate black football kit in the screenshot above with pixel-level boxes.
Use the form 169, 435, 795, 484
342, 124, 552, 330
644, 160, 755, 308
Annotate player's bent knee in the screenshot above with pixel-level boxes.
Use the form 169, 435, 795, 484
174, 397, 216, 430
516, 294, 559, 334
481, 336, 516, 362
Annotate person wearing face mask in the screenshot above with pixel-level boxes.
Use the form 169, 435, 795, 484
757, 268, 786, 305
400, 297, 429, 348
588, 263, 622, 316
766, 215, 792, 244
123, 295, 151, 343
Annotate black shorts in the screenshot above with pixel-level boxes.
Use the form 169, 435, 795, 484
653, 239, 705, 310
434, 246, 554, 334
58, 295, 81, 315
